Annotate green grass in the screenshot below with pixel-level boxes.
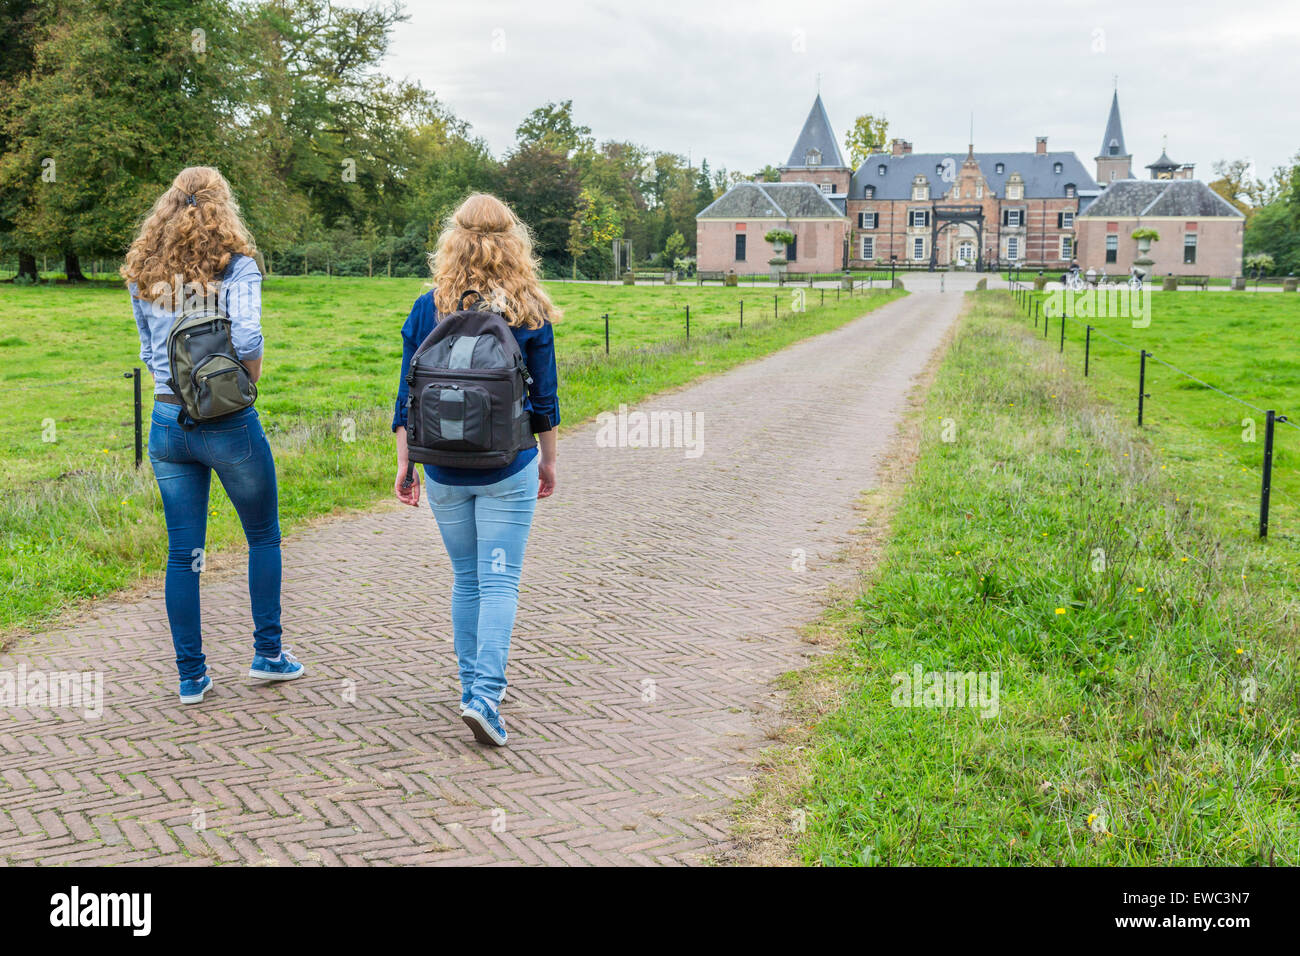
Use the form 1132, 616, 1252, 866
0, 276, 901, 636
1018, 287, 1300, 539
790, 291, 1300, 865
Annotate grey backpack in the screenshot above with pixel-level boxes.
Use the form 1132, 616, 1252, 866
164, 298, 256, 428
404, 290, 536, 469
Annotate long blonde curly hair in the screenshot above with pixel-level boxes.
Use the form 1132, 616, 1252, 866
430, 193, 560, 329
121, 166, 257, 299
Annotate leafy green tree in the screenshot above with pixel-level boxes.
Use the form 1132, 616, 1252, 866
499, 143, 581, 272
844, 113, 890, 168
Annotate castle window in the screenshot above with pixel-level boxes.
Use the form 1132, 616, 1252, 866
1184, 233, 1198, 264
735, 234, 746, 261
1006, 237, 1020, 260
1061, 236, 1073, 259
819, 182, 833, 194
1054, 161, 1063, 174
861, 236, 875, 259
912, 237, 926, 260
858, 212, 878, 229
1108, 140, 1119, 156
864, 185, 875, 198
909, 209, 930, 227
995, 162, 1005, 174
806, 148, 822, 166
1064, 183, 1076, 198
878, 164, 887, 176
1105, 234, 1118, 263
1003, 209, 1023, 227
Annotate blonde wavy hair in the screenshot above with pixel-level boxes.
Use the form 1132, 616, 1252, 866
121, 166, 257, 298
430, 193, 560, 329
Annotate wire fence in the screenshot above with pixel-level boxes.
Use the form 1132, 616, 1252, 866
1007, 279, 1293, 538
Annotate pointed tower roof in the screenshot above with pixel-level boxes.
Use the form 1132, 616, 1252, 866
784, 94, 847, 169
1098, 91, 1129, 159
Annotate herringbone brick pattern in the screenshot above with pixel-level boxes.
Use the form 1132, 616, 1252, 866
0, 293, 961, 866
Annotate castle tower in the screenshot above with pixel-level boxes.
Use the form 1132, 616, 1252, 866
1095, 91, 1133, 184
779, 93, 851, 195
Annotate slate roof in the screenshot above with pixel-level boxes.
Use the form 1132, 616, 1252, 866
1146, 149, 1182, 172
696, 181, 844, 219
1078, 179, 1243, 218
1099, 91, 1128, 158
783, 94, 848, 169
848, 151, 1098, 200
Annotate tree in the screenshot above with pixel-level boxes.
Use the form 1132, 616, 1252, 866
0, 0, 294, 278
663, 230, 687, 266
566, 187, 621, 278
0, 0, 48, 280
515, 100, 593, 159
845, 114, 890, 168
499, 143, 582, 272
752, 164, 781, 183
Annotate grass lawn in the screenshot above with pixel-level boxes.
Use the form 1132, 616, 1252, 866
761, 291, 1299, 865
0, 276, 901, 636
1017, 287, 1300, 540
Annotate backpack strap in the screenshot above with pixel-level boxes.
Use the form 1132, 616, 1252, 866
457, 289, 483, 310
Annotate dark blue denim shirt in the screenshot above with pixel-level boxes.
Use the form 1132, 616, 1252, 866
393, 290, 560, 485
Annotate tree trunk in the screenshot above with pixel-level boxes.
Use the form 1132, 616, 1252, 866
16, 253, 37, 281
63, 252, 87, 282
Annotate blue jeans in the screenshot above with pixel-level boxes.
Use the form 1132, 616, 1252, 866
425, 457, 539, 706
148, 403, 282, 681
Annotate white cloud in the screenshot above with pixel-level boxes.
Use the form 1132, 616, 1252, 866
386, 0, 1300, 178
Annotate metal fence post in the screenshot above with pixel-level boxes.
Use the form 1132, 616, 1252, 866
1059, 312, 1066, 353
1084, 325, 1091, 376
604, 313, 609, 354
739, 299, 743, 330
1260, 410, 1277, 538
685, 304, 689, 341
125, 367, 142, 468
1138, 350, 1150, 425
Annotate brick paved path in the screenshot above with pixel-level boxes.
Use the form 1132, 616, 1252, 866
0, 292, 961, 865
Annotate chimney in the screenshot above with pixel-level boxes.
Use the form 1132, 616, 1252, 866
1035, 136, 1048, 155
890, 139, 912, 157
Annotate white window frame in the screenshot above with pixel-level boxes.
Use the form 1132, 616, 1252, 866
958, 241, 975, 263
912, 236, 926, 261
1061, 236, 1073, 259
1006, 236, 1020, 261
909, 209, 928, 228
1062, 211, 1074, 229
819, 182, 833, 194
861, 236, 875, 260
1006, 209, 1023, 227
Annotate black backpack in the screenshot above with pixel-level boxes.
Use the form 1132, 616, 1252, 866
404, 290, 536, 469
164, 301, 257, 428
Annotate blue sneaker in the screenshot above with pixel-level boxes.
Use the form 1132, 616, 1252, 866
179, 675, 213, 705
459, 690, 472, 714
461, 696, 507, 746
248, 647, 305, 682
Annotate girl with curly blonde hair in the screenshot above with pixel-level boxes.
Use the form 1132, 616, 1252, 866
124, 166, 303, 706
392, 192, 561, 747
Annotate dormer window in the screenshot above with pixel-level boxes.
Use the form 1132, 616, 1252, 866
806, 148, 821, 166
818, 182, 832, 194
911, 175, 929, 201
1108, 140, 1119, 156
878, 164, 887, 176
1053, 161, 1063, 174
936, 163, 945, 176
1006, 172, 1024, 200
995, 162, 1005, 174
864, 185, 875, 198
1064, 183, 1076, 198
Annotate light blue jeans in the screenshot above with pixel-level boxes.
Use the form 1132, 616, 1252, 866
425, 458, 539, 706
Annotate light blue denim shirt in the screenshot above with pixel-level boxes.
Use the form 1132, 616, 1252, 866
130, 253, 264, 396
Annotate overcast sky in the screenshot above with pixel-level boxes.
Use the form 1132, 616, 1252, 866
385, 0, 1300, 184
